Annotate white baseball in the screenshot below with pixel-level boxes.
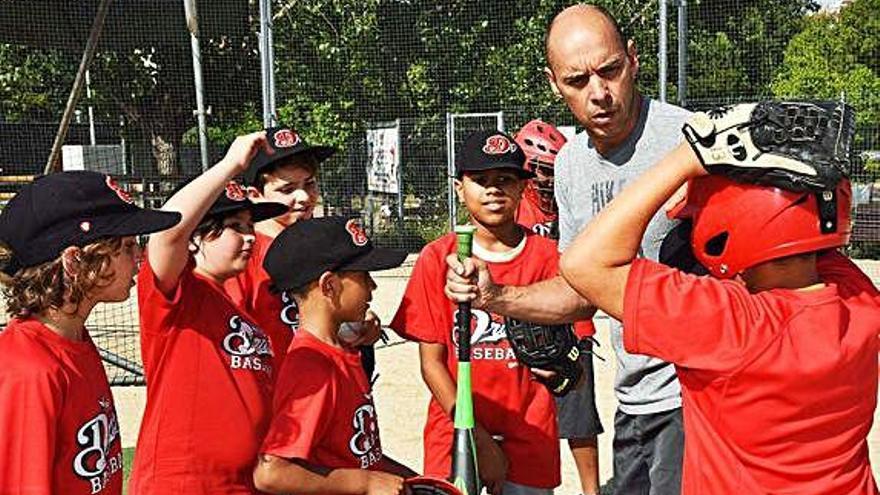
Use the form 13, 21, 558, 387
338, 321, 365, 344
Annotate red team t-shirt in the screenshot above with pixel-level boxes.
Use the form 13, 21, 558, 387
515, 197, 556, 239
261, 330, 384, 472
226, 231, 300, 367
130, 259, 274, 495
391, 231, 561, 488
0, 319, 124, 495
623, 251, 879, 494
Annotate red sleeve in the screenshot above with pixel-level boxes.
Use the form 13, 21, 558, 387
136, 257, 194, 335
260, 347, 336, 460
0, 360, 61, 492
623, 259, 768, 374
389, 244, 450, 343
818, 250, 880, 298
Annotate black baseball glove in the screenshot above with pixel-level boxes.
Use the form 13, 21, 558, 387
682, 100, 855, 192
504, 317, 592, 397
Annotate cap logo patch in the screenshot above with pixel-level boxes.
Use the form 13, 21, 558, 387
482, 135, 516, 155
274, 129, 301, 149
345, 219, 369, 246
79, 221, 91, 232
105, 176, 134, 204
225, 182, 247, 202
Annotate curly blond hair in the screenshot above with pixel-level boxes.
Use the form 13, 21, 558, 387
1, 237, 124, 318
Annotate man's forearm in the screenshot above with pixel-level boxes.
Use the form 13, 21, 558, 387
487, 275, 595, 324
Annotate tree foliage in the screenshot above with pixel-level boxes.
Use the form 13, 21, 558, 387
772, 0, 879, 125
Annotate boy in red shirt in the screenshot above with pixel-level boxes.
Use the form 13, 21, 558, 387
514, 119, 563, 240
391, 130, 567, 495
0, 172, 180, 495
253, 216, 415, 494
130, 132, 289, 494
558, 103, 879, 494
226, 126, 381, 374
515, 120, 602, 495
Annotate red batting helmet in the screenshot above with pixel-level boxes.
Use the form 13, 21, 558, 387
669, 175, 851, 279
514, 120, 567, 216
405, 477, 463, 495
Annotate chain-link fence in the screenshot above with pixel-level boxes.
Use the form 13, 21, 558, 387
0, 0, 877, 384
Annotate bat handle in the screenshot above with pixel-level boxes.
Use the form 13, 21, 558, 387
456, 302, 471, 362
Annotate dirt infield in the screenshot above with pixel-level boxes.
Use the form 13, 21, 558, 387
110, 255, 880, 492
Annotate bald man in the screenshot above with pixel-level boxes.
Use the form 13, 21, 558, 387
445, 5, 689, 495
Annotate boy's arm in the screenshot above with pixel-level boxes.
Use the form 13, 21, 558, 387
559, 143, 705, 320
377, 455, 418, 479
418, 342, 456, 415
253, 454, 405, 495
418, 342, 508, 494
147, 132, 271, 296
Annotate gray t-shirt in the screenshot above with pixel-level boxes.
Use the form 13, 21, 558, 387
556, 97, 691, 415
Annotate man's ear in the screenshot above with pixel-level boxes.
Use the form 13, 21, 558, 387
627, 39, 640, 79
544, 67, 562, 98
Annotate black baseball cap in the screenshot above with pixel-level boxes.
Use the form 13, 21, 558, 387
201, 180, 288, 223
0, 171, 182, 275
455, 130, 534, 179
244, 126, 336, 186
264, 216, 407, 292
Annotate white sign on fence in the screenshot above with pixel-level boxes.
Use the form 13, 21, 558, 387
366, 123, 400, 194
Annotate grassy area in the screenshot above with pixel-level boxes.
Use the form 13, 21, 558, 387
122, 447, 135, 495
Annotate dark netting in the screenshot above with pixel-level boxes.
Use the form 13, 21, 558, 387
0, 0, 876, 384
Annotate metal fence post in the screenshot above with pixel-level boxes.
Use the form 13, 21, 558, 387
677, 0, 688, 106
659, 0, 668, 102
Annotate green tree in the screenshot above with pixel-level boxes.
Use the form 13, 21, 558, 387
772, 0, 880, 125
684, 0, 818, 104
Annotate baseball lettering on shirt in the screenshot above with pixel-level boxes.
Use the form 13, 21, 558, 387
590, 180, 617, 215
278, 290, 300, 332
222, 315, 273, 375
451, 309, 517, 362
530, 222, 554, 238
349, 398, 382, 468
72, 396, 122, 494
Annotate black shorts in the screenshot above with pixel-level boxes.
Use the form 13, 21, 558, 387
555, 344, 604, 439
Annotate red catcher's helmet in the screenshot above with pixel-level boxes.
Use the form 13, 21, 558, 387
514, 119, 567, 216
669, 175, 851, 279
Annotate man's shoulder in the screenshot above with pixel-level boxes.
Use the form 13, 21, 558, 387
645, 98, 692, 124
556, 130, 596, 168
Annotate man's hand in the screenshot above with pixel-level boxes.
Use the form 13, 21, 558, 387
474, 427, 508, 495
444, 255, 500, 310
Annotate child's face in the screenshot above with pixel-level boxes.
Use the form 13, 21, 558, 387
92, 236, 142, 303
335, 271, 376, 322
194, 210, 256, 280
252, 160, 319, 227
455, 169, 525, 227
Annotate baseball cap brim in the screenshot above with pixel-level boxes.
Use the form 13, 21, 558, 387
339, 246, 408, 273
457, 161, 536, 179
104, 208, 182, 238
207, 201, 289, 223
246, 145, 337, 185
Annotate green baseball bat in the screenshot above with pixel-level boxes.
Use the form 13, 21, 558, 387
451, 225, 480, 495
